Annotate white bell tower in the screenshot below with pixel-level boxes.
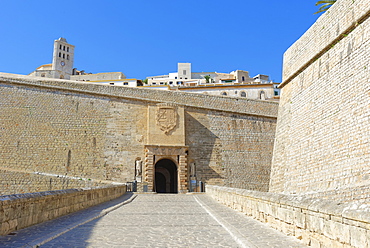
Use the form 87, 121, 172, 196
51, 37, 75, 79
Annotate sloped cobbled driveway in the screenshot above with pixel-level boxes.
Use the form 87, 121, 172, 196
41, 194, 307, 248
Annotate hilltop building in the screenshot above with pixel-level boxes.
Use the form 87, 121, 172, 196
29, 38, 75, 79
29, 37, 141, 86
145, 63, 280, 101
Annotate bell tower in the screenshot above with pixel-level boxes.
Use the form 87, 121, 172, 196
51, 37, 75, 79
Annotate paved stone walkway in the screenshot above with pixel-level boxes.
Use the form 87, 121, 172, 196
0, 193, 307, 247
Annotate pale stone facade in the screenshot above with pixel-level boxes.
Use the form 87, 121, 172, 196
270, 0, 370, 202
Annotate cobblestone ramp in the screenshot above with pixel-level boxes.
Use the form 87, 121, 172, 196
0, 194, 306, 247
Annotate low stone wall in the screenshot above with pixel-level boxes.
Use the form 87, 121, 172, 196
0, 185, 126, 236
0, 169, 112, 195
206, 185, 370, 248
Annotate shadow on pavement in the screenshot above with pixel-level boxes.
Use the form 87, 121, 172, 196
0, 192, 136, 248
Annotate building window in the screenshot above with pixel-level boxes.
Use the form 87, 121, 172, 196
59, 52, 61, 57
110, 82, 115, 85
240, 91, 247, 97
63, 54, 65, 59
67, 55, 70, 60
274, 90, 279, 96
123, 82, 128, 85
242, 76, 245, 81
60, 75, 64, 79
175, 77, 177, 79
63, 46, 65, 51
41, 73, 46, 77
160, 82, 164, 85
221, 92, 227, 96
152, 82, 156, 85
59, 45, 62, 49
169, 81, 173, 84
67, 47, 69, 52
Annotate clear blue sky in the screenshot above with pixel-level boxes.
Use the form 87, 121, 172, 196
0, 1, 322, 82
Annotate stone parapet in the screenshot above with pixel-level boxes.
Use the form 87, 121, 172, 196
0, 73, 278, 118
0, 185, 126, 236
0, 169, 115, 195
207, 185, 370, 248
282, 0, 370, 84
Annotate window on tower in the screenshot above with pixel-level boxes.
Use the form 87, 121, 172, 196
63, 54, 65, 59
67, 55, 70, 60
63, 46, 65, 51
59, 52, 61, 57
59, 45, 62, 49
67, 47, 69, 52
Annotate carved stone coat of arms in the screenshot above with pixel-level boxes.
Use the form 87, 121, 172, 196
156, 103, 178, 134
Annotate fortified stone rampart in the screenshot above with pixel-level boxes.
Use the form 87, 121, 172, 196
0, 73, 278, 194
270, 0, 370, 201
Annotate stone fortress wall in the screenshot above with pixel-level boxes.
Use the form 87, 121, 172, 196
270, 0, 370, 202
0, 73, 278, 195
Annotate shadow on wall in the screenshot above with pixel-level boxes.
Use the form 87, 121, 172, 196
185, 111, 223, 185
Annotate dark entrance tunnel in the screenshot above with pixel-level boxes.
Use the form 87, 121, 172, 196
155, 159, 178, 193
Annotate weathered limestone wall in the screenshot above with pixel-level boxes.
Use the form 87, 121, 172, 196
186, 108, 276, 191
0, 169, 113, 195
0, 75, 147, 188
270, 0, 370, 200
0, 185, 127, 236
207, 185, 370, 248
0, 73, 278, 194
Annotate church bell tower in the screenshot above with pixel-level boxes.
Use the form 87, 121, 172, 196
51, 37, 75, 79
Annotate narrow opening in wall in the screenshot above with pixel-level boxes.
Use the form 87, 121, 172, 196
66, 150, 71, 172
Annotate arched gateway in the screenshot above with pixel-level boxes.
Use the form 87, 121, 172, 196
144, 103, 188, 193
144, 145, 188, 193
155, 159, 178, 193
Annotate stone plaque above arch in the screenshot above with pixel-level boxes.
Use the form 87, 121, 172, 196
155, 103, 178, 134
147, 103, 185, 146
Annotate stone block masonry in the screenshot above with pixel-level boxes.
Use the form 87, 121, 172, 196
0, 169, 114, 195
0, 185, 126, 236
186, 108, 276, 191
207, 185, 370, 248
270, 0, 370, 201
0, 73, 278, 194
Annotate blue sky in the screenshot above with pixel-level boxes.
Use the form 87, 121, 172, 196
0, 1, 321, 82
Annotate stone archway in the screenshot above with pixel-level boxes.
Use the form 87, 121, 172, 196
155, 159, 178, 193
144, 145, 188, 193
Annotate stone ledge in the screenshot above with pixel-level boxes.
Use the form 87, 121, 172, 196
282, 0, 370, 84
0, 185, 127, 236
207, 185, 370, 247
0, 73, 278, 118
